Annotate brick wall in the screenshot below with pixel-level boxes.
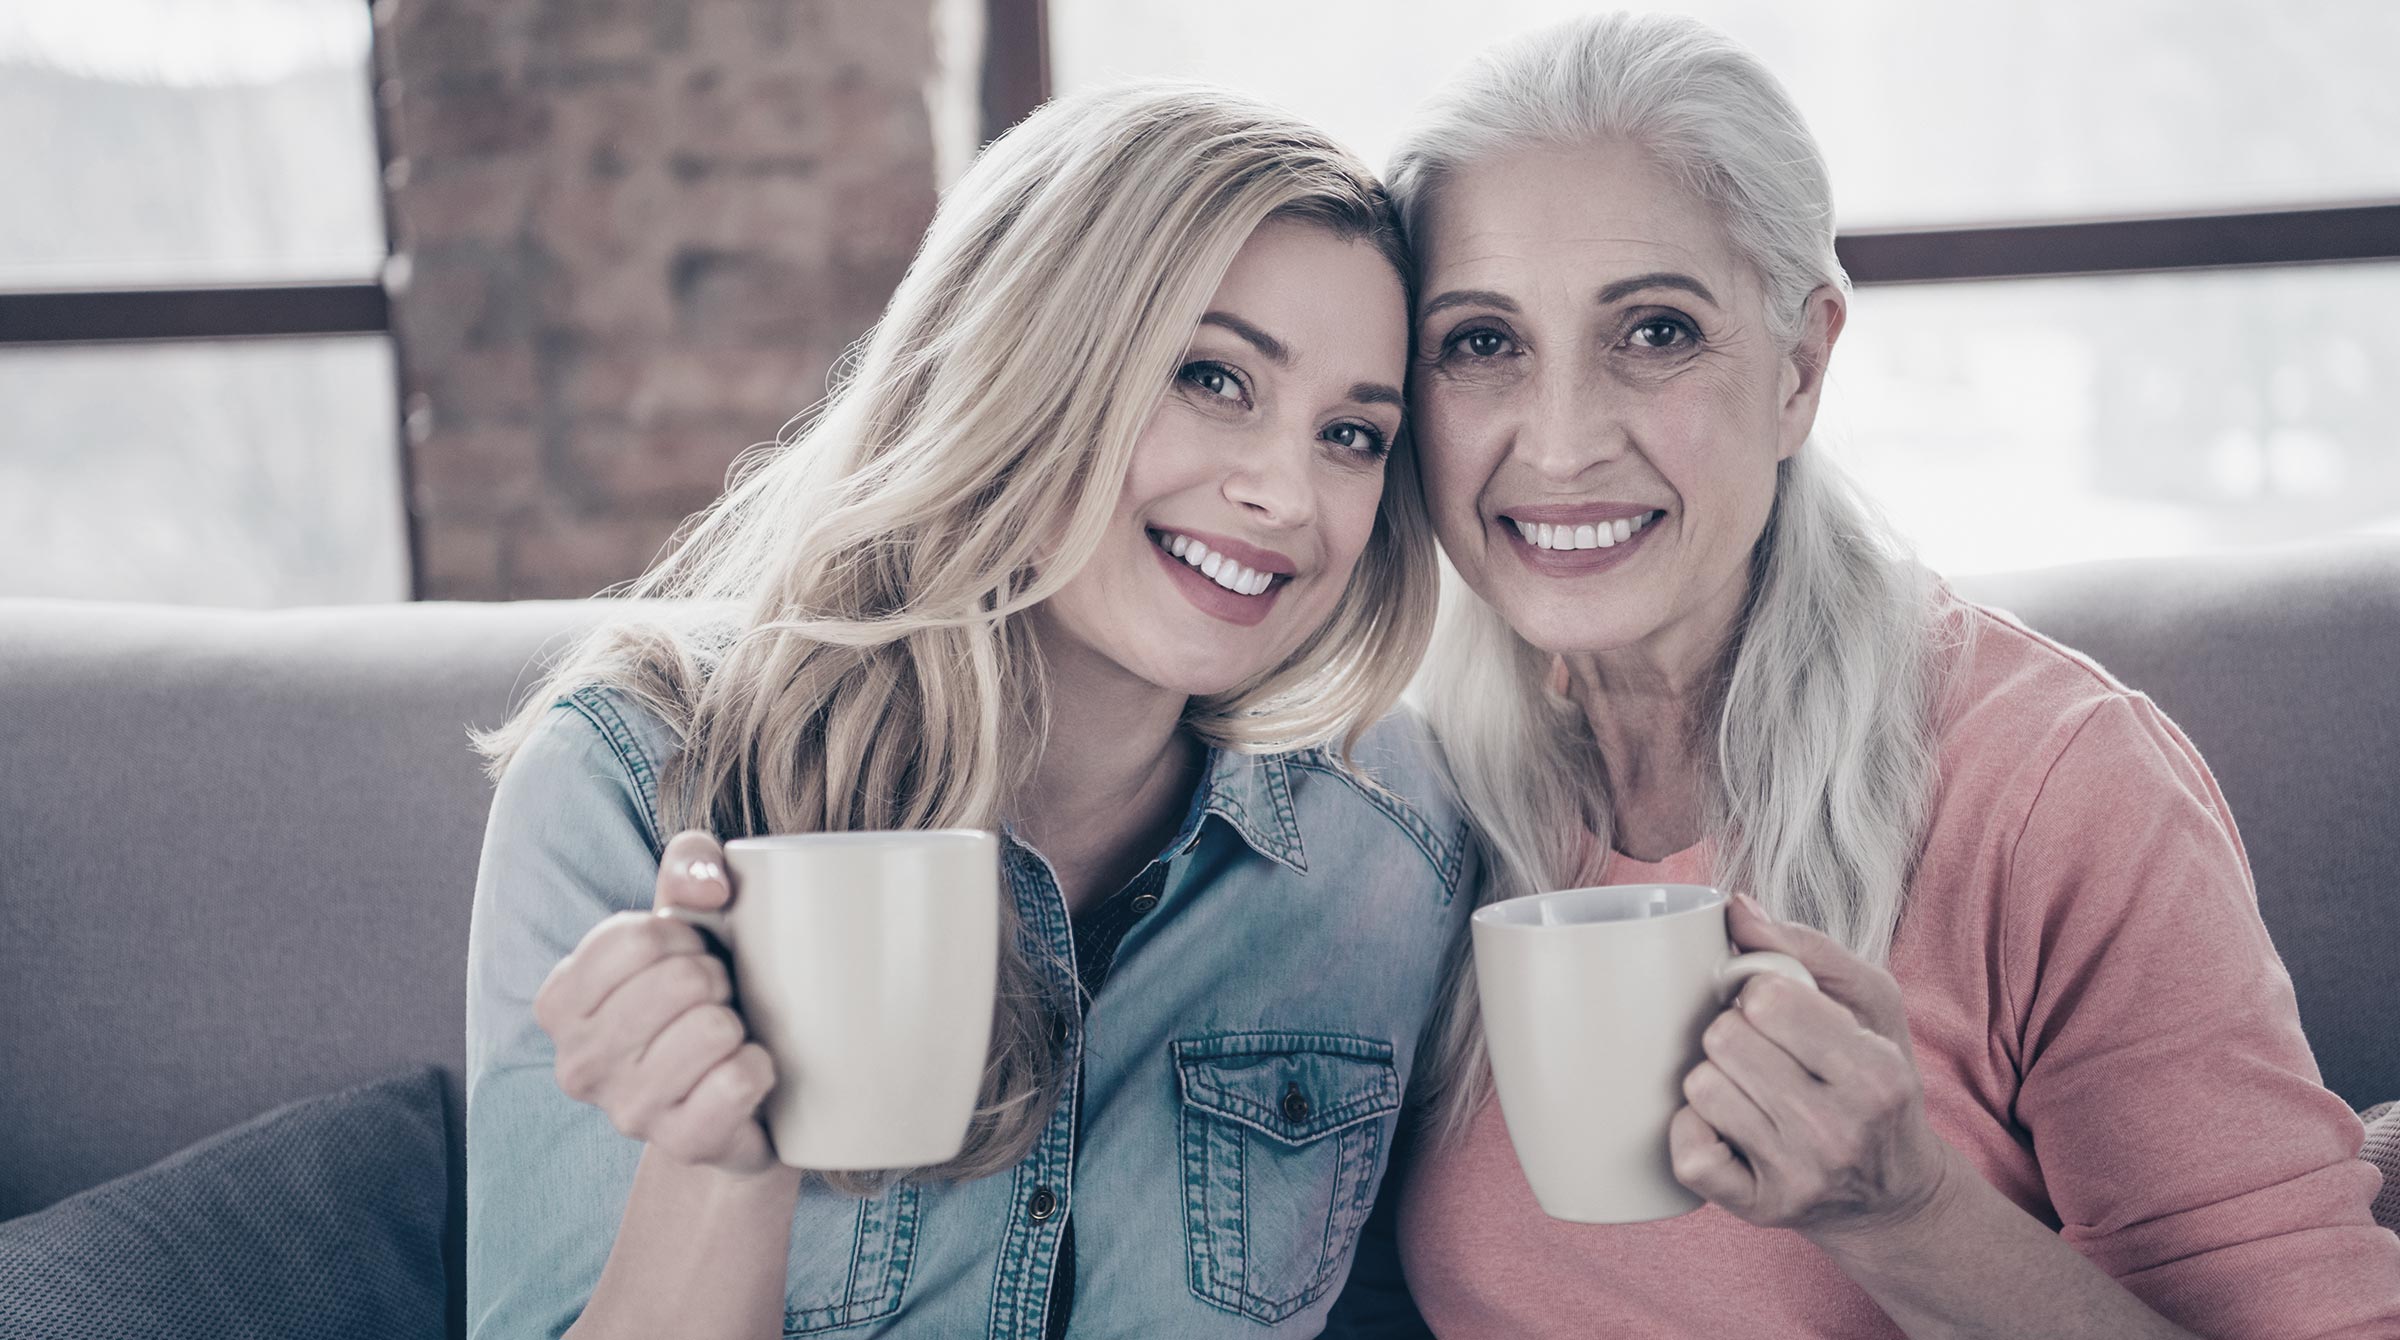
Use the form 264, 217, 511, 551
375, 0, 948, 599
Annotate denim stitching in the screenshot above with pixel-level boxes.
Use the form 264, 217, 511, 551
1173, 1034, 1402, 1324
984, 847, 1081, 1340
1285, 753, 1460, 885
562, 688, 664, 852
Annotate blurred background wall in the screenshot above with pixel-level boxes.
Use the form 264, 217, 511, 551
379, 0, 945, 598
0, 0, 2393, 605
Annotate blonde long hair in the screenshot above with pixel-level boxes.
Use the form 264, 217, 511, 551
1389, 14, 1942, 1141
481, 82, 1437, 1183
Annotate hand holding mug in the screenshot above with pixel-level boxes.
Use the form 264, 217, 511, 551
1669, 893, 1954, 1238
531, 831, 779, 1177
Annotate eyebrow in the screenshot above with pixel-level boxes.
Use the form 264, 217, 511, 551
1201, 312, 1402, 412
1596, 271, 1718, 306
1199, 311, 1289, 365
1419, 289, 1519, 321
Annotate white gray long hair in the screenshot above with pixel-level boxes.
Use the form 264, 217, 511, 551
1390, 12, 1945, 1141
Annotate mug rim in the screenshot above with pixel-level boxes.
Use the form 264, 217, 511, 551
726, 828, 996, 853
1472, 882, 1726, 931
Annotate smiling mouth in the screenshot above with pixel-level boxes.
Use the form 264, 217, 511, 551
1500, 510, 1665, 551
1148, 529, 1291, 598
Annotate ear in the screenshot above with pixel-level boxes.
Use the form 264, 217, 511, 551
1775, 284, 1846, 462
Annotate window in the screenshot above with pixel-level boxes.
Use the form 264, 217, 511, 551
1050, 0, 2400, 573
0, 0, 405, 605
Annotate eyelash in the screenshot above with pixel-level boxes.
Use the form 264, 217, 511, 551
1175, 359, 1392, 461
1625, 314, 1699, 350
1438, 313, 1703, 361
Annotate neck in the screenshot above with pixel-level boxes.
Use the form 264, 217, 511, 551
1012, 627, 1202, 913
1560, 581, 1745, 864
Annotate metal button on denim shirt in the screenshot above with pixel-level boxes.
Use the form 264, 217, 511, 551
465, 685, 1473, 1339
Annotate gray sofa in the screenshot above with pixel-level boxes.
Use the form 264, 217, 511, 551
4, 541, 2397, 1337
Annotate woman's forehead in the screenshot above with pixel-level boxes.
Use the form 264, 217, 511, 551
1420, 142, 1741, 292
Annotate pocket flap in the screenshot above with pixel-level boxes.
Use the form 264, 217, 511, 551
1174, 1032, 1400, 1147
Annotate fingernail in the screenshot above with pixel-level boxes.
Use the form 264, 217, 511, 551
1733, 892, 1765, 916
686, 859, 726, 887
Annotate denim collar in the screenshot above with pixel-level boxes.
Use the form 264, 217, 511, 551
1175, 745, 1307, 874
1001, 745, 1309, 877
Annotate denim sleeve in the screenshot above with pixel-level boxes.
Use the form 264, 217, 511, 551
463, 699, 667, 1340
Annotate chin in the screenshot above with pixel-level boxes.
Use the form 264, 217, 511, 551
1503, 593, 1659, 660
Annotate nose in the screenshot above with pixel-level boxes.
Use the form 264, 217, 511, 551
1221, 426, 1318, 530
1513, 362, 1628, 483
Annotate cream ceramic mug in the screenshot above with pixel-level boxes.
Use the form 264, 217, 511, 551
1472, 883, 1815, 1222
661, 829, 1000, 1171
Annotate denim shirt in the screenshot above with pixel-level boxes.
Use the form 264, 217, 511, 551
465, 685, 1475, 1339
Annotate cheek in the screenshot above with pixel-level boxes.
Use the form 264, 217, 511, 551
1415, 390, 1500, 534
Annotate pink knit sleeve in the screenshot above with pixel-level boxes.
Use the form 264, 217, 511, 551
2002, 694, 2400, 1338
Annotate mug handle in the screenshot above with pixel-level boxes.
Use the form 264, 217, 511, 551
1714, 951, 1814, 1000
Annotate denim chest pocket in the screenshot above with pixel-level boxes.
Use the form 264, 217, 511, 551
1174, 1032, 1402, 1324
779, 1180, 920, 1335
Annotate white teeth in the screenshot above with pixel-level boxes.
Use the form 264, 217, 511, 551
1155, 530, 1278, 596
1511, 510, 1662, 550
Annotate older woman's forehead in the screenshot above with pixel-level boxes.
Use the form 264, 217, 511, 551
1420, 142, 1748, 296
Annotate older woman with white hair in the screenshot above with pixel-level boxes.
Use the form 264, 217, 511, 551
1347, 12, 2400, 1338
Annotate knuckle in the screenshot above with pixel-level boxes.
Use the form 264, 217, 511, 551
552, 1052, 597, 1102
668, 953, 717, 1001
701, 1005, 746, 1052
1682, 1063, 1717, 1104
734, 1043, 777, 1092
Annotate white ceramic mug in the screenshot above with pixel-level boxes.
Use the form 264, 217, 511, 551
662, 829, 1001, 1171
1472, 883, 1815, 1223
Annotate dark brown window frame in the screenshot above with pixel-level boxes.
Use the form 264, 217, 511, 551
2, 0, 2394, 347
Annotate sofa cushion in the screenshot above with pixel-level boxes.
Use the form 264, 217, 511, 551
2365, 1102, 2400, 1233
0, 1068, 449, 1340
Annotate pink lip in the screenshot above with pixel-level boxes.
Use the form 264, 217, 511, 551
1498, 510, 1663, 576
1149, 525, 1298, 576
1150, 536, 1286, 627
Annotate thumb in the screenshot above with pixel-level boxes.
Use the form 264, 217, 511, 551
655, 830, 732, 913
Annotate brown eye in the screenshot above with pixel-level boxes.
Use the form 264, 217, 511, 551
1630, 319, 1692, 349
1463, 330, 1507, 357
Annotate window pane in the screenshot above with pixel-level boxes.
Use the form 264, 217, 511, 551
1820, 264, 2400, 575
1052, 0, 2400, 226
0, 336, 408, 605
0, 0, 386, 286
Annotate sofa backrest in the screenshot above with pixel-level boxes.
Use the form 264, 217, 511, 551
1, 538, 2392, 1250
0, 597, 614, 1334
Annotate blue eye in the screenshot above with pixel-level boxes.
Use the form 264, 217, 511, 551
1178, 360, 1247, 403
1323, 422, 1391, 460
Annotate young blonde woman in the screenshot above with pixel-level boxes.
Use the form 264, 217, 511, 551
463, 85, 1474, 1339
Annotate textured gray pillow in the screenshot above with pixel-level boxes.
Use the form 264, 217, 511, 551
0, 1068, 448, 1340
2365, 1101, 2400, 1233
